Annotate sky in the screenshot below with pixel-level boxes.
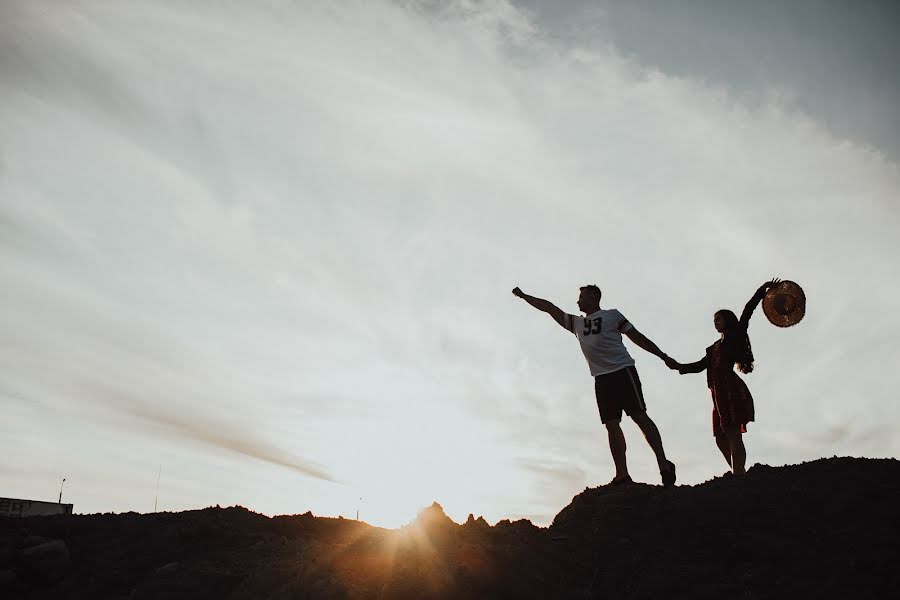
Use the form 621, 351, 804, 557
1, 0, 898, 528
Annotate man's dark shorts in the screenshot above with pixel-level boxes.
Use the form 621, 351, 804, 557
594, 366, 647, 424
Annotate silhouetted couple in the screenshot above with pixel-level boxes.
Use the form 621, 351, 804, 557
513, 278, 780, 485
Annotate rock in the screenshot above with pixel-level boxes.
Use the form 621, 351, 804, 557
494, 519, 537, 536
156, 562, 181, 576
19, 539, 70, 582
415, 502, 455, 528
464, 514, 489, 529
22, 535, 48, 549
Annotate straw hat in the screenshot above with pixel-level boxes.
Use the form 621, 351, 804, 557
763, 280, 806, 327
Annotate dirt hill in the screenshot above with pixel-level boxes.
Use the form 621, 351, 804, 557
2, 456, 898, 599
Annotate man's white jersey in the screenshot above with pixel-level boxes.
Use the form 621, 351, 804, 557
564, 309, 635, 376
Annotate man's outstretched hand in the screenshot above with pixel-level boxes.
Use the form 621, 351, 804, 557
665, 356, 692, 374
512, 287, 524, 298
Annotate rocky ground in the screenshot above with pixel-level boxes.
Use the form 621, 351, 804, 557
2, 456, 898, 599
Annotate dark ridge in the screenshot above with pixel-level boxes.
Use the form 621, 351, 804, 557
2, 456, 898, 599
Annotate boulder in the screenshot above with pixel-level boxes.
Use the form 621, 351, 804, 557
19, 539, 70, 582
22, 535, 49, 549
156, 562, 181, 576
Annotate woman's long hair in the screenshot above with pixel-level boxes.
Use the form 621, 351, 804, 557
716, 309, 755, 374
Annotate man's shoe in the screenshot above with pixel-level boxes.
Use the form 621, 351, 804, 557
661, 460, 676, 488
607, 475, 633, 486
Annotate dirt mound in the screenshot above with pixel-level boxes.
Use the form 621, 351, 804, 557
2, 457, 898, 599
550, 457, 900, 598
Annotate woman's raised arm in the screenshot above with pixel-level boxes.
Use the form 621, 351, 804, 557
739, 278, 781, 328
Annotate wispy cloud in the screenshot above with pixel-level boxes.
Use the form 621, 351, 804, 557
1, 0, 898, 525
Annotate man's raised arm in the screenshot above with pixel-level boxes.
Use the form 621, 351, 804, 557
512, 287, 570, 331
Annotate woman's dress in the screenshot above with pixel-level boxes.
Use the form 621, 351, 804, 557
706, 340, 754, 436
681, 288, 765, 436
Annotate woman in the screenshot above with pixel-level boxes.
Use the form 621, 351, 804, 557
672, 278, 780, 475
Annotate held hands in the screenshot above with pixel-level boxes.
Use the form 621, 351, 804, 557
664, 355, 689, 374
512, 287, 524, 298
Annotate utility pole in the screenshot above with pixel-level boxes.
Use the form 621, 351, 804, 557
58, 478, 66, 503
154, 465, 162, 512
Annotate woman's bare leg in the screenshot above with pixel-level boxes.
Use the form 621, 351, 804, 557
714, 434, 732, 467
726, 425, 746, 475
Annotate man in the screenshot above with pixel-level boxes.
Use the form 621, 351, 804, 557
512, 284, 676, 487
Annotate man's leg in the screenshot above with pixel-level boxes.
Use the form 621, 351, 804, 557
631, 411, 669, 472
605, 420, 629, 481
618, 367, 674, 485
725, 425, 746, 475
714, 434, 732, 467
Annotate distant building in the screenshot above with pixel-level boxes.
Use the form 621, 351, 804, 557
0, 497, 73, 517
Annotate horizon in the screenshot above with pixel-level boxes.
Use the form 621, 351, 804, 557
6, 455, 894, 528
2, 0, 899, 529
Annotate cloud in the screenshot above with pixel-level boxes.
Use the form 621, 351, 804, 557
1, 0, 898, 523
516, 0, 900, 162
0, 270, 336, 483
